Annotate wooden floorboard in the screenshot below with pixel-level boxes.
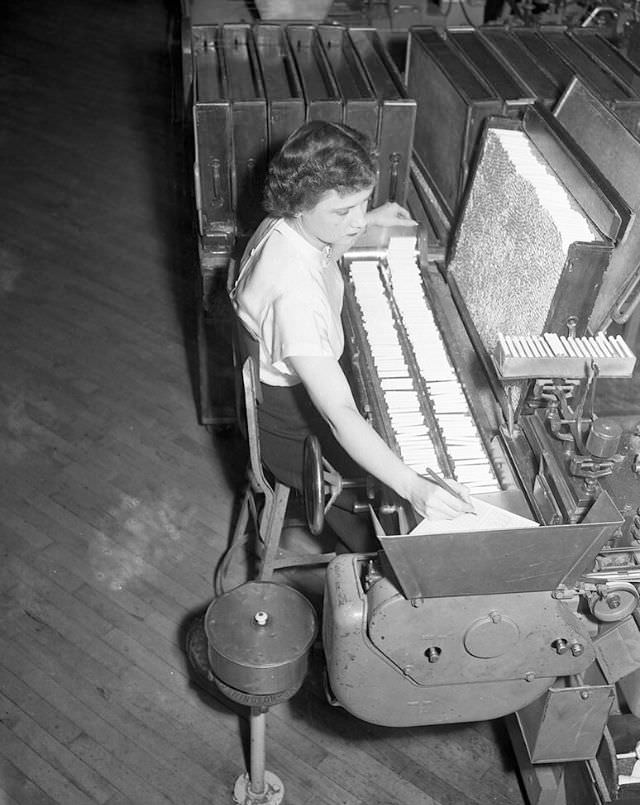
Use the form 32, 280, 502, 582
5, 1, 639, 804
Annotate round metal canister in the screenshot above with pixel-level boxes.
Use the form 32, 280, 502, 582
586, 418, 622, 459
204, 582, 317, 701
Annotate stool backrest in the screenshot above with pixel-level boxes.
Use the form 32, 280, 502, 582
232, 316, 273, 497
233, 318, 262, 405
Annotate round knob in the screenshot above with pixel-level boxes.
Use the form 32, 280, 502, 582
425, 646, 441, 664
254, 611, 269, 627
552, 638, 569, 655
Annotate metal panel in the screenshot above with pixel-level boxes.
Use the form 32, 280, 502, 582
479, 27, 561, 107
253, 23, 305, 157
554, 78, 640, 331
569, 28, 640, 112
542, 27, 640, 136
554, 77, 640, 219
542, 27, 630, 98
594, 614, 640, 684
515, 27, 640, 136
516, 683, 615, 763
316, 25, 378, 144
221, 24, 268, 234
192, 25, 235, 247
286, 25, 342, 123
377, 488, 622, 599
348, 28, 415, 207
324, 556, 566, 727
522, 105, 629, 244
406, 26, 502, 220
513, 28, 577, 85
447, 27, 533, 103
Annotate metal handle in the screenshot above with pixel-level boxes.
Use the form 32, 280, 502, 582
388, 152, 401, 203
211, 158, 222, 206
612, 266, 640, 326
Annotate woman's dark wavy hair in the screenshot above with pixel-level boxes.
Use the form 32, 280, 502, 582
263, 121, 378, 218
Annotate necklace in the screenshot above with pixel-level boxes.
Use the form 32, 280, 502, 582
292, 216, 333, 261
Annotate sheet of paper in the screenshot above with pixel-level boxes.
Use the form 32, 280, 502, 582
409, 496, 539, 536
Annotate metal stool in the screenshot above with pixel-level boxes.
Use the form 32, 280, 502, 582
214, 324, 335, 595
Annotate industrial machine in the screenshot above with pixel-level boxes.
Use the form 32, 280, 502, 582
187, 20, 415, 425
311, 82, 640, 803
182, 17, 640, 804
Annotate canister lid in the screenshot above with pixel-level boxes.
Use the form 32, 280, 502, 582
204, 581, 317, 670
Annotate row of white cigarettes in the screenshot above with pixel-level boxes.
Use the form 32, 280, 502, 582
497, 332, 634, 360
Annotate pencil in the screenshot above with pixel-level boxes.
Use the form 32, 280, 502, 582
424, 467, 474, 510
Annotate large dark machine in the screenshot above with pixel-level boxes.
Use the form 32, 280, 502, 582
323, 103, 640, 804
183, 17, 640, 805
187, 20, 415, 426
322, 62, 640, 802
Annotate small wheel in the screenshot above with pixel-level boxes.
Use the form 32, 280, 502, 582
589, 582, 639, 622
303, 435, 324, 537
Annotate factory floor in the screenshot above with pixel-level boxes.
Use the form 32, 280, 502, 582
1, 1, 639, 805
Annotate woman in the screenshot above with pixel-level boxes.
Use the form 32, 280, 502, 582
231, 122, 473, 548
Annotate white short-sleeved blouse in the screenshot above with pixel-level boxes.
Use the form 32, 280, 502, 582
231, 217, 345, 387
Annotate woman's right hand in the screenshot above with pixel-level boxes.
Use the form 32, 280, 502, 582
404, 471, 475, 521
287, 356, 476, 523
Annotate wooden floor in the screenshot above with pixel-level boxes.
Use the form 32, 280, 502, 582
2, 3, 639, 805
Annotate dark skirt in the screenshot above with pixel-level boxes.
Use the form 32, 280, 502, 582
258, 381, 361, 491
258, 382, 378, 552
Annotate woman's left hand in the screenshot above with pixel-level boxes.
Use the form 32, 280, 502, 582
366, 201, 417, 229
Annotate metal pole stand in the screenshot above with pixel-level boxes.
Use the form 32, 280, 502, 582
203, 582, 318, 805
232, 708, 284, 804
